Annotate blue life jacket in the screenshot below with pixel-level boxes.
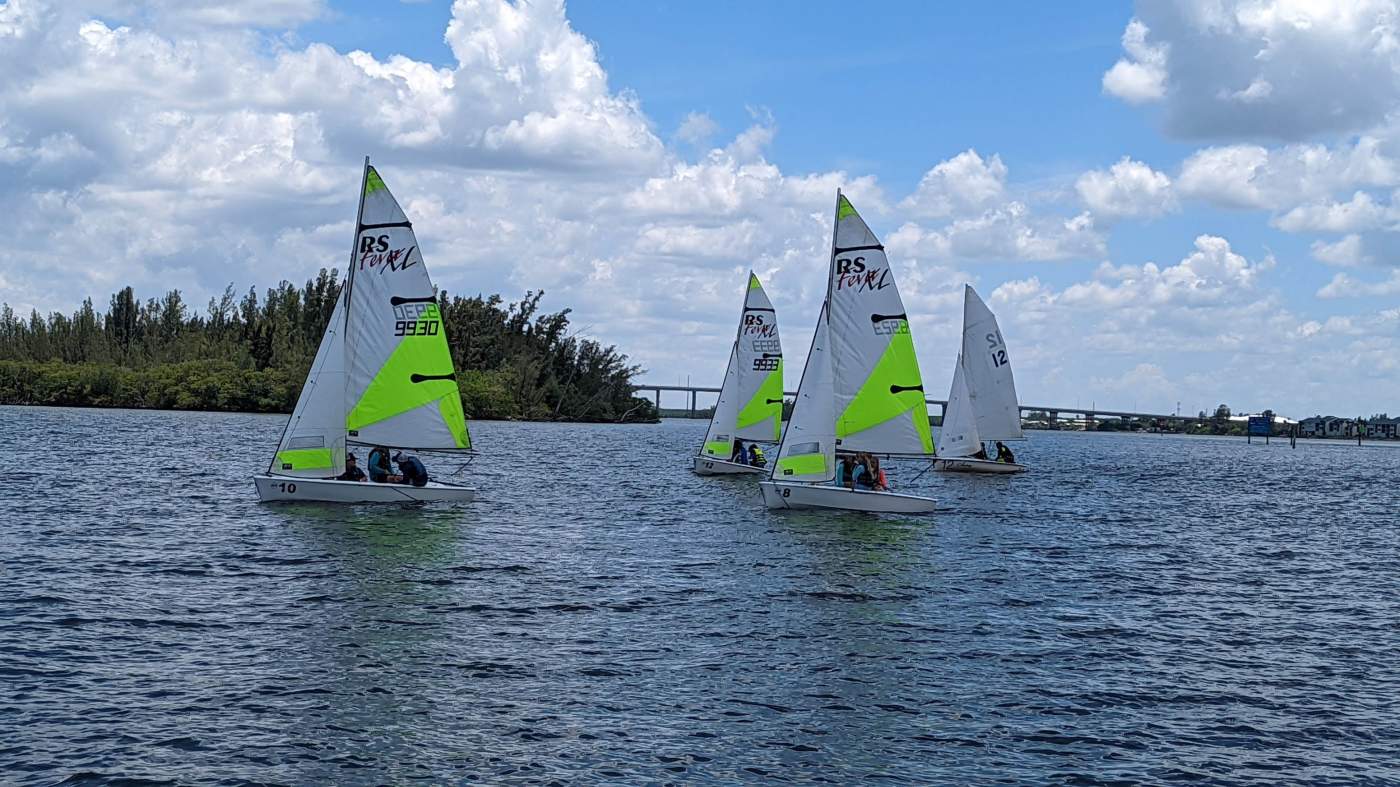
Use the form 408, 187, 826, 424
397, 456, 428, 487
367, 449, 391, 482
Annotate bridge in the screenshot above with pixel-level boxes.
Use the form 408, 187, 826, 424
632, 383, 1206, 429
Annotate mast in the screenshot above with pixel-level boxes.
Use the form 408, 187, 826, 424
343, 156, 370, 331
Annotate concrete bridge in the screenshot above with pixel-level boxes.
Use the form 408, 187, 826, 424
633, 382, 1205, 429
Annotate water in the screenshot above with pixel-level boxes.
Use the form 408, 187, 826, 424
3, 405, 1399, 785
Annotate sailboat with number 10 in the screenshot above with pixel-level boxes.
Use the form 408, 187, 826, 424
759, 192, 938, 513
253, 159, 476, 503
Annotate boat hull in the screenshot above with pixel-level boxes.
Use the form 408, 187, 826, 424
759, 481, 937, 514
933, 458, 1026, 474
692, 456, 764, 476
253, 475, 476, 504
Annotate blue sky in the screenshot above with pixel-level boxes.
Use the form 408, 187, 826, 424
2, 0, 1398, 416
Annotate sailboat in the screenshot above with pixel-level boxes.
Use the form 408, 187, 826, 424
253, 159, 476, 503
759, 192, 938, 513
693, 272, 784, 476
934, 285, 1026, 474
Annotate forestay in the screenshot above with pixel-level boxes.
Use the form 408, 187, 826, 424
827, 194, 935, 456
699, 272, 785, 458
343, 167, 471, 451
959, 285, 1023, 442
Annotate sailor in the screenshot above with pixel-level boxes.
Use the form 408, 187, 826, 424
333, 453, 367, 482
972, 444, 990, 460
731, 439, 749, 464
995, 441, 1015, 463
748, 444, 767, 467
394, 451, 429, 487
367, 446, 400, 483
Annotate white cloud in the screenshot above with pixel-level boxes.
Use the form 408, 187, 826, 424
1311, 234, 1373, 267
1102, 18, 1168, 104
1273, 191, 1392, 233
675, 111, 719, 146
1177, 137, 1399, 210
1317, 270, 1400, 299
1075, 157, 1176, 219
900, 149, 1007, 218
1105, 1, 1400, 140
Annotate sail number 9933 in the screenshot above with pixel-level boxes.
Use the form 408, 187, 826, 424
395, 319, 440, 337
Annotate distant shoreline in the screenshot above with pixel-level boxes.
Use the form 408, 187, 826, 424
0, 400, 660, 425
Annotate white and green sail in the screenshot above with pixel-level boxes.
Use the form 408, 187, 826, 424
827, 193, 934, 456
269, 160, 470, 477
699, 272, 785, 459
770, 191, 934, 482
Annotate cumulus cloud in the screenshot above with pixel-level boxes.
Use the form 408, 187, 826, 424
1311, 234, 1373, 267
1273, 191, 1393, 233
1075, 157, 1176, 219
1177, 137, 1399, 210
900, 149, 1007, 218
1105, 1, 1400, 140
1102, 18, 1168, 104
1317, 270, 1400, 299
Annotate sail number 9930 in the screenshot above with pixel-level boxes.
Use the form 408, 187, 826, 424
395, 320, 440, 337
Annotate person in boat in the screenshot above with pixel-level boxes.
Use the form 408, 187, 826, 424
367, 446, 401, 483
995, 441, 1015, 464
864, 452, 889, 491
836, 453, 853, 486
731, 439, 749, 464
748, 444, 767, 468
393, 451, 429, 487
332, 453, 367, 482
971, 444, 989, 460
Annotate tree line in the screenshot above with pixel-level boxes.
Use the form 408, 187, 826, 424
0, 270, 656, 422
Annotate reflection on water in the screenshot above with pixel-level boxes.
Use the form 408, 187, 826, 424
3, 406, 1400, 784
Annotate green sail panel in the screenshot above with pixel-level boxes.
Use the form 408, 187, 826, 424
736, 361, 783, 442
836, 328, 933, 454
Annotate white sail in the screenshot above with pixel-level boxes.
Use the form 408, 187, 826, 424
270, 288, 350, 476
826, 193, 935, 456
960, 284, 1023, 442
937, 357, 980, 458
733, 272, 784, 442
342, 166, 470, 450
770, 303, 836, 483
699, 347, 742, 459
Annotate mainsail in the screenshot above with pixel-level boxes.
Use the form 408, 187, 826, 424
269, 160, 470, 477
827, 194, 934, 456
959, 285, 1023, 442
770, 191, 934, 483
699, 272, 784, 459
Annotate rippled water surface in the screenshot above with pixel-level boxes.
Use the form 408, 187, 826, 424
3, 405, 1399, 785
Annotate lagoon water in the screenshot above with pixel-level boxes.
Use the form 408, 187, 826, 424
2, 405, 1399, 784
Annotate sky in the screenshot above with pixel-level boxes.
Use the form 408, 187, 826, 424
2, 0, 1398, 418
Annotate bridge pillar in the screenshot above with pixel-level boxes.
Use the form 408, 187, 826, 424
1049, 410, 1058, 429
654, 389, 661, 410
689, 389, 696, 417
1085, 412, 1095, 431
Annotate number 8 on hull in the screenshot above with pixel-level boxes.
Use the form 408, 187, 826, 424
759, 192, 938, 514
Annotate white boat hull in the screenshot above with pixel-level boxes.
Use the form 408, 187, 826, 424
933, 458, 1026, 474
759, 481, 937, 514
253, 475, 476, 504
692, 456, 765, 476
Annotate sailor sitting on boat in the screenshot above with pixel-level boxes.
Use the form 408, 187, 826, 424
394, 452, 429, 487
367, 446, 399, 483
748, 444, 766, 467
731, 439, 749, 464
995, 442, 1015, 464
331, 453, 367, 482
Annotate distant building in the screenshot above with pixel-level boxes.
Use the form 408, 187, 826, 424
1299, 415, 1399, 439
